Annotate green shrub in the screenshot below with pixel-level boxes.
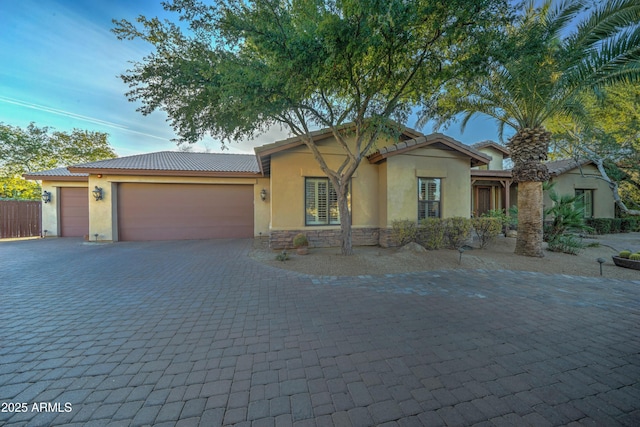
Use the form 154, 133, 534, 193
610, 218, 622, 233
620, 218, 634, 232
547, 234, 584, 255
543, 185, 592, 241
292, 233, 308, 247
629, 253, 640, 261
417, 218, 446, 250
444, 217, 472, 249
391, 219, 417, 246
471, 217, 502, 249
619, 250, 632, 258
586, 218, 612, 235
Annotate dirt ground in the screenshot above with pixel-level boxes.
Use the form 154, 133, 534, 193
249, 233, 640, 281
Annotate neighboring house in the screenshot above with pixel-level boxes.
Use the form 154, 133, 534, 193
470, 142, 615, 219
24, 125, 614, 248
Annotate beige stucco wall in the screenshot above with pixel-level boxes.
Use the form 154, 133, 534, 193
269, 139, 475, 231
87, 174, 269, 241
544, 164, 615, 218
474, 147, 505, 170
269, 143, 380, 231
384, 146, 472, 223
40, 181, 88, 237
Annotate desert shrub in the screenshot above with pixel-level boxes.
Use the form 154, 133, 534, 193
444, 217, 472, 249
547, 234, 584, 255
619, 250, 632, 258
471, 217, 502, 249
586, 218, 611, 235
391, 219, 417, 246
620, 218, 634, 232
417, 218, 446, 250
292, 233, 308, 247
610, 218, 622, 233
629, 253, 640, 261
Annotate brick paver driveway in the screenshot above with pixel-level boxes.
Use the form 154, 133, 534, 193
1, 238, 639, 426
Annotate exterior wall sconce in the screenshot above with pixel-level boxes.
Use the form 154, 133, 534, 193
260, 188, 267, 201
42, 191, 52, 203
92, 186, 103, 201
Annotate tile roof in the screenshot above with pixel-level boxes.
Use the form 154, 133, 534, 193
67, 151, 260, 175
471, 158, 592, 180
546, 158, 591, 176
471, 141, 510, 158
23, 167, 88, 181
367, 133, 491, 167
24, 167, 88, 177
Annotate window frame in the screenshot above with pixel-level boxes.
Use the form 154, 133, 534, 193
418, 177, 442, 220
304, 177, 350, 226
575, 189, 594, 219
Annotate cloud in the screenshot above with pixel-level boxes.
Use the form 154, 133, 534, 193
0, 96, 170, 142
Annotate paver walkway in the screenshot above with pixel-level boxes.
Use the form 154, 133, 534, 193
0, 238, 639, 426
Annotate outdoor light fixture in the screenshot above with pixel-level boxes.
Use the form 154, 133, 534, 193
41, 190, 52, 203
92, 186, 103, 201
597, 257, 606, 276
260, 188, 267, 201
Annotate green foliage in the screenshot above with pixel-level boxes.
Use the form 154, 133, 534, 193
0, 122, 117, 200
548, 83, 640, 210
619, 250, 632, 259
292, 233, 309, 248
547, 234, 584, 255
275, 250, 289, 262
392, 217, 471, 250
391, 220, 418, 247
585, 218, 612, 235
417, 218, 446, 250
543, 184, 592, 241
629, 253, 640, 261
444, 217, 472, 249
471, 217, 503, 249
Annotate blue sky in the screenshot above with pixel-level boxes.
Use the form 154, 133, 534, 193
1, 0, 507, 158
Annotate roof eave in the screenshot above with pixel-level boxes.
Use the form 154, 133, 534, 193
23, 174, 89, 182
66, 167, 262, 178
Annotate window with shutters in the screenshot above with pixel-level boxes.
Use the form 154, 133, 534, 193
418, 178, 441, 219
305, 178, 349, 225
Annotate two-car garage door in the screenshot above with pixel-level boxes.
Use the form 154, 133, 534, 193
117, 183, 254, 241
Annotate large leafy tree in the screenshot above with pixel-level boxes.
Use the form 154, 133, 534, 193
0, 123, 117, 199
429, 0, 640, 257
548, 83, 640, 215
113, 0, 508, 255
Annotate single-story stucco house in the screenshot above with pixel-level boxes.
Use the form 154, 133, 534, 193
25, 124, 615, 248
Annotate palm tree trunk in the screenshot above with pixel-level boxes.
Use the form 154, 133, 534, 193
515, 181, 544, 257
508, 127, 551, 257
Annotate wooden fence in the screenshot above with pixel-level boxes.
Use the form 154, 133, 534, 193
0, 200, 42, 238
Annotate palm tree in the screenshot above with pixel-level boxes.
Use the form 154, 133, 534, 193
432, 0, 640, 257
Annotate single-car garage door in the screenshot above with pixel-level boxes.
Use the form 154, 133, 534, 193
60, 187, 89, 237
118, 183, 254, 241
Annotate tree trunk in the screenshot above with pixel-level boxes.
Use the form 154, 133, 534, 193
515, 181, 544, 257
337, 184, 353, 256
508, 127, 551, 257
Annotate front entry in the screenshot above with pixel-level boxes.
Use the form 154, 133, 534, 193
476, 186, 492, 216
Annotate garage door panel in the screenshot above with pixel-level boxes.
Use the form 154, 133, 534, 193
118, 183, 254, 241
60, 187, 89, 237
